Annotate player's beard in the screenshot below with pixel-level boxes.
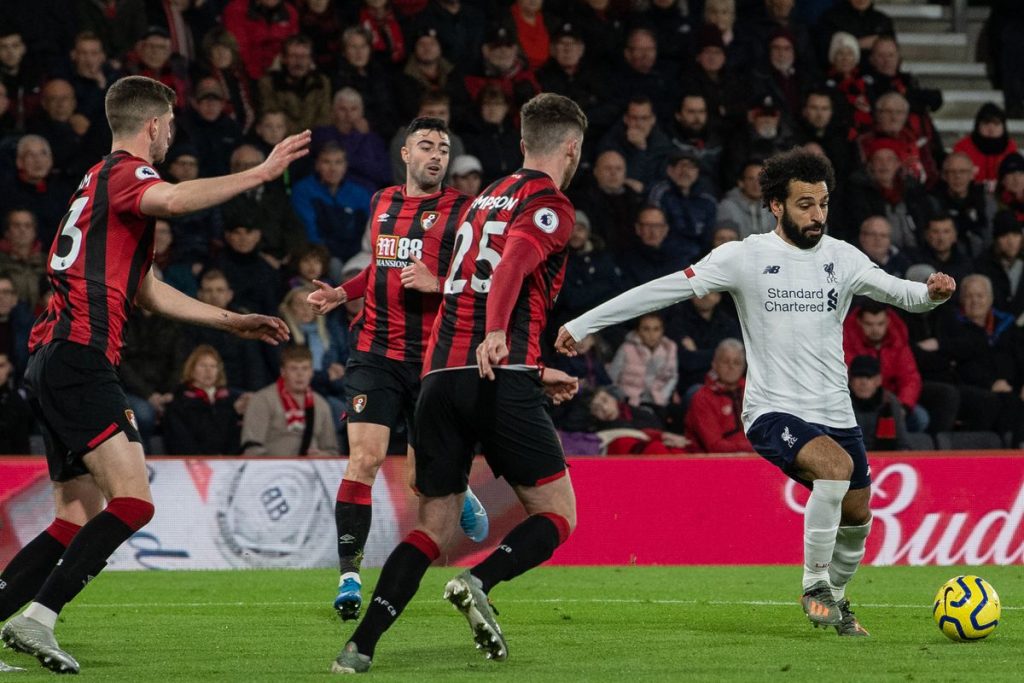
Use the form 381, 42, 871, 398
561, 147, 581, 190
409, 162, 443, 194
780, 207, 825, 249
150, 138, 167, 165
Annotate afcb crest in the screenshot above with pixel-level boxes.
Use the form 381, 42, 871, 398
420, 211, 440, 231
353, 395, 367, 413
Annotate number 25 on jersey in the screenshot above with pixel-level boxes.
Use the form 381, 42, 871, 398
444, 220, 507, 295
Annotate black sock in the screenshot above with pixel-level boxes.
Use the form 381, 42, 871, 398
349, 539, 435, 658
0, 530, 67, 620
336, 500, 373, 575
34, 511, 134, 613
472, 515, 562, 594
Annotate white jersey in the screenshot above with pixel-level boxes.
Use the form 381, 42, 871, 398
564, 231, 942, 430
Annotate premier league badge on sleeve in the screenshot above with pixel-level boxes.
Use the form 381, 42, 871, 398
533, 207, 558, 233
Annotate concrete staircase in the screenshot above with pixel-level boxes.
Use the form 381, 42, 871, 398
877, 1, 1023, 147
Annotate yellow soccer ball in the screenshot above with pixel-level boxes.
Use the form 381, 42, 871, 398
933, 575, 1000, 641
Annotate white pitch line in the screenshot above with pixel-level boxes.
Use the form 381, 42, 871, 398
75, 598, 1023, 611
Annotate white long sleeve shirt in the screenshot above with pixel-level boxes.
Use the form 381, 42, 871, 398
565, 232, 942, 430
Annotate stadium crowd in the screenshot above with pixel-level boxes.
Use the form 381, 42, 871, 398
1, 0, 1023, 456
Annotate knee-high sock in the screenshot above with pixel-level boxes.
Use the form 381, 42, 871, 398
0, 520, 80, 620
349, 530, 439, 659
829, 519, 872, 601
336, 479, 373, 575
34, 497, 153, 616
471, 513, 571, 594
802, 480, 849, 590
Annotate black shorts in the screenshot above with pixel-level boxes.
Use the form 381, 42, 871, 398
343, 349, 422, 434
24, 341, 142, 482
746, 412, 871, 490
413, 368, 567, 496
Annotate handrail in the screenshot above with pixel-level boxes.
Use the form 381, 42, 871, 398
951, 0, 967, 33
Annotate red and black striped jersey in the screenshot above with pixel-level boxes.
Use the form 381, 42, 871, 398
29, 151, 164, 365
424, 169, 574, 374
351, 185, 470, 364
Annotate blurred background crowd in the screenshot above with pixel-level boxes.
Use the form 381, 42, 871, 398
1, 0, 1024, 457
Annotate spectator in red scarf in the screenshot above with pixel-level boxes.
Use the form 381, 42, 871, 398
822, 30, 871, 133
241, 345, 340, 455
856, 91, 939, 188
838, 139, 931, 246
163, 345, 247, 455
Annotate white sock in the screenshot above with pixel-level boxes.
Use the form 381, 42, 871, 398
802, 479, 850, 590
829, 520, 872, 601
339, 571, 361, 586
22, 602, 58, 630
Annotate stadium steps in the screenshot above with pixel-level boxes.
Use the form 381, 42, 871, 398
878, 2, 1024, 145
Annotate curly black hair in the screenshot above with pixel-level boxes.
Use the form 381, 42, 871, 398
758, 149, 835, 210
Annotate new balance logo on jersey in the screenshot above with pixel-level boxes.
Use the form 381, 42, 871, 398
781, 426, 798, 448
376, 212, 390, 223
827, 288, 838, 311
763, 265, 781, 274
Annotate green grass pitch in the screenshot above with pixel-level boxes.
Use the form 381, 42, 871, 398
2, 565, 1021, 681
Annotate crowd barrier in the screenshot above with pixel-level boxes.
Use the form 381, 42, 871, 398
1, 452, 1021, 569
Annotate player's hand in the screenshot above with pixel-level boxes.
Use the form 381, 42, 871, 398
259, 130, 312, 182
540, 367, 579, 405
926, 272, 956, 301
230, 313, 290, 345
554, 326, 580, 356
476, 330, 508, 380
400, 254, 439, 293
307, 279, 345, 315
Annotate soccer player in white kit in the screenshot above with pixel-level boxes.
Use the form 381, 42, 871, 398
555, 149, 956, 635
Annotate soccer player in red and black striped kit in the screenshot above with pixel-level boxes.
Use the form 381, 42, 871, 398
0, 76, 309, 675
306, 117, 488, 622
331, 93, 584, 674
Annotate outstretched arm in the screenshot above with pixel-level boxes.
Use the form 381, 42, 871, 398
853, 266, 956, 313
140, 130, 311, 217
137, 271, 290, 345
555, 270, 699, 356
307, 266, 370, 316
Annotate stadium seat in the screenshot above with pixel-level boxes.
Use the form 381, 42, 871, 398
934, 431, 1004, 451
903, 432, 934, 450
